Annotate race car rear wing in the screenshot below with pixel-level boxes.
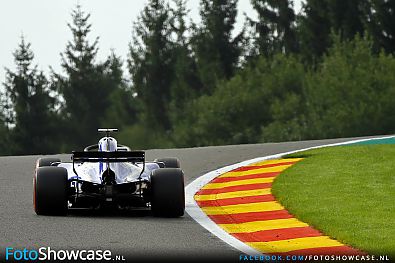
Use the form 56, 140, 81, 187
72, 151, 145, 163
71, 151, 146, 184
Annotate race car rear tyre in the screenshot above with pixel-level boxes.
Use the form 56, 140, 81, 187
34, 167, 68, 216
151, 168, 185, 217
154, 157, 181, 168
36, 157, 61, 167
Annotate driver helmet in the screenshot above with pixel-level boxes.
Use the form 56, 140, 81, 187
98, 137, 118, 152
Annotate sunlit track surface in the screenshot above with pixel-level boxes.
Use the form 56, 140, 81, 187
195, 158, 364, 255
0, 136, 378, 262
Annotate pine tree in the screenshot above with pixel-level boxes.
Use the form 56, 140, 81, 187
298, 0, 332, 62
249, 0, 298, 57
169, 0, 201, 116
327, 0, 365, 41
101, 52, 139, 129
128, 0, 174, 130
0, 69, 15, 156
192, 0, 242, 94
2, 37, 58, 154
365, 0, 395, 54
54, 5, 117, 148
299, 0, 365, 62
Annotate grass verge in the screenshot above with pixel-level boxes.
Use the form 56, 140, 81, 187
272, 145, 395, 256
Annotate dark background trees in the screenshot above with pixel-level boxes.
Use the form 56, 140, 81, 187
52, 5, 126, 150
365, 0, 395, 54
192, 0, 242, 94
1, 0, 395, 155
2, 37, 59, 154
128, 0, 174, 132
248, 0, 298, 58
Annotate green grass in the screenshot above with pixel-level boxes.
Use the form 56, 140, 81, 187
272, 145, 395, 256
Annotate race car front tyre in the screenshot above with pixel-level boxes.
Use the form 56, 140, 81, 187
154, 157, 181, 168
151, 168, 185, 217
36, 157, 61, 167
34, 167, 68, 216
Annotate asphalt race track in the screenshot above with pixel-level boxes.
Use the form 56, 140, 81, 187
0, 136, 379, 262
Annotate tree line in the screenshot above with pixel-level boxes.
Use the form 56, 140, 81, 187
1, 0, 395, 155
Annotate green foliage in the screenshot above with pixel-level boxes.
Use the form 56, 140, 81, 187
54, 5, 123, 150
248, 0, 297, 57
298, 0, 366, 63
365, 0, 395, 54
326, 0, 365, 40
2, 1, 395, 155
304, 34, 395, 139
2, 37, 59, 155
128, 0, 174, 131
168, 0, 202, 127
100, 53, 138, 129
172, 54, 306, 146
117, 124, 174, 150
173, 33, 395, 146
261, 92, 307, 142
298, 0, 332, 62
192, 0, 242, 94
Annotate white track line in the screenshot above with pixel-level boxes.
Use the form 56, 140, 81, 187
185, 135, 395, 255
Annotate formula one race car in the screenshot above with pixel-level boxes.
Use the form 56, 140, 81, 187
33, 129, 185, 217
